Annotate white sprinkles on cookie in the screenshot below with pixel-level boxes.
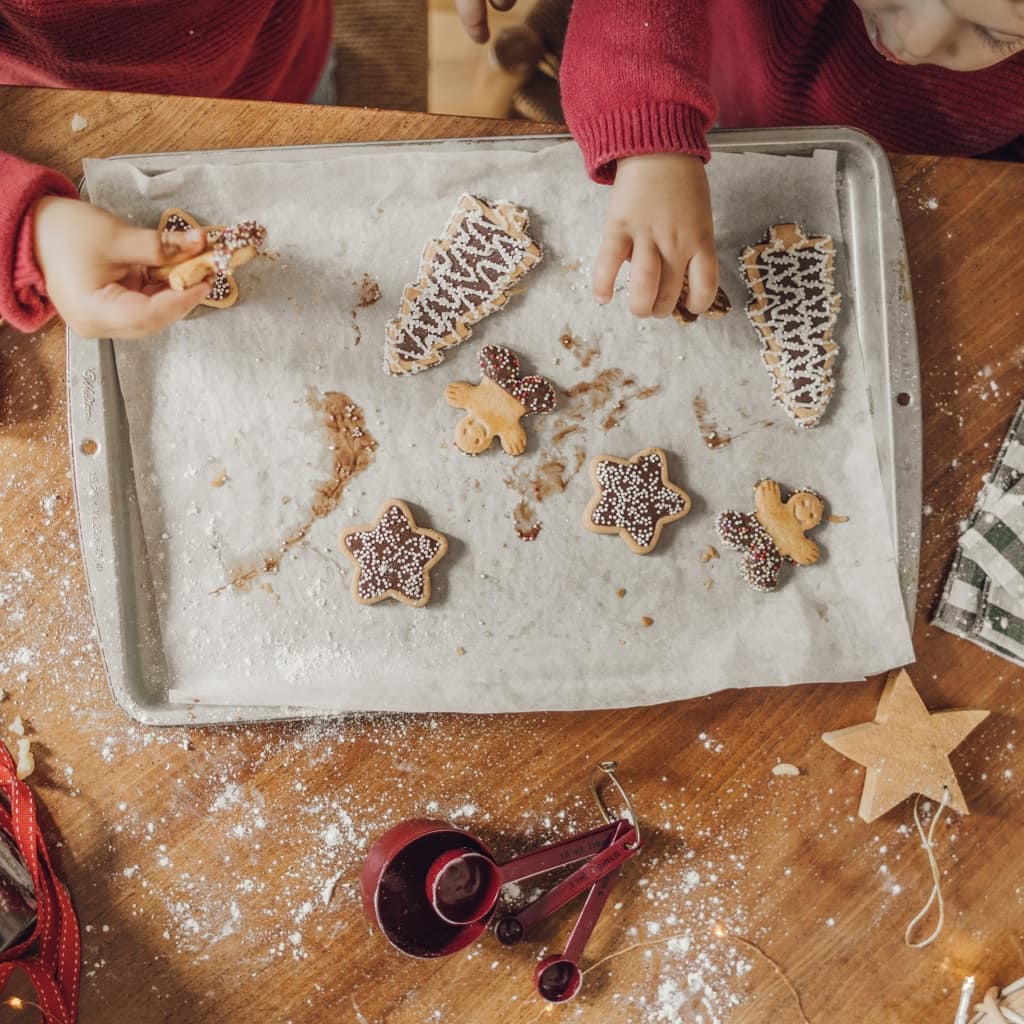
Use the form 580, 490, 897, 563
384, 194, 543, 375
740, 223, 841, 429
341, 502, 447, 607
585, 449, 692, 554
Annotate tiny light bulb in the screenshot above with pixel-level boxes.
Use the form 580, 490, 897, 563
6, 996, 24, 1010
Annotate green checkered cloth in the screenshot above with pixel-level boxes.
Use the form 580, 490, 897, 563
934, 400, 1024, 663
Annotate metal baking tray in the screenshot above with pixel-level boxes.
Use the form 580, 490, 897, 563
67, 127, 921, 725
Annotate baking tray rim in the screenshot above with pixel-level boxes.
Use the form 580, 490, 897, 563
66, 124, 922, 726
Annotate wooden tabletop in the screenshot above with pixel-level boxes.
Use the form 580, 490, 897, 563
1, 87, 1022, 1024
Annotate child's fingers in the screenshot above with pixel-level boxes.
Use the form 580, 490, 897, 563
108, 226, 206, 269
86, 281, 208, 339
683, 241, 720, 315
455, 0, 490, 42
593, 229, 631, 305
627, 238, 661, 317
651, 247, 688, 319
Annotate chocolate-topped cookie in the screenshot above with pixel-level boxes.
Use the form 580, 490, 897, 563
583, 448, 692, 555
340, 500, 448, 607
384, 194, 543, 376
740, 222, 841, 429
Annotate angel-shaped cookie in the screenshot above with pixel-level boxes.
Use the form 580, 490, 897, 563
444, 344, 556, 456
716, 479, 825, 592
150, 209, 267, 308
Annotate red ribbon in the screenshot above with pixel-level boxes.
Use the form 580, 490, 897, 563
0, 744, 80, 1023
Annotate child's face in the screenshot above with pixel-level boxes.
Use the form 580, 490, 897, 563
854, 0, 1024, 70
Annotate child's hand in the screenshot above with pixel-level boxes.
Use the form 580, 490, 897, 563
593, 153, 719, 319
33, 197, 210, 340
455, 0, 517, 43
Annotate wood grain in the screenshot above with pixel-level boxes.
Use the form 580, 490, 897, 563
1, 87, 1021, 1024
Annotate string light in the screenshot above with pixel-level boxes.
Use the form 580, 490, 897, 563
712, 926, 810, 1024
4, 996, 46, 1017
954, 977, 976, 1024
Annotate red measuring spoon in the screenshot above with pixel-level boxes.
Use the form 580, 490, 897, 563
534, 864, 621, 1002
493, 820, 639, 947
425, 820, 621, 926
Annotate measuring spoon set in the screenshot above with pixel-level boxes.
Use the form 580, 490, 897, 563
360, 762, 642, 1003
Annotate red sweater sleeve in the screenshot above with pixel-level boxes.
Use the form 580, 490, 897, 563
0, 152, 78, 333
560, 0, 717, 184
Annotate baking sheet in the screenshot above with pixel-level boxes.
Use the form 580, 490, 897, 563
78, 137, 916, 714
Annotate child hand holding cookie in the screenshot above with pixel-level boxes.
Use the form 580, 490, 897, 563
0, 0, 332, 339
29, 196, 210, 340
552, 0, 1023, 319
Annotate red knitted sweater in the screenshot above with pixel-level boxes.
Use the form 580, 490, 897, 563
0, 0, 330, 330
561, 0, 1024, 183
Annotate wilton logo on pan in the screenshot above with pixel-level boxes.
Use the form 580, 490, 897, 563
82, 368, 97, 423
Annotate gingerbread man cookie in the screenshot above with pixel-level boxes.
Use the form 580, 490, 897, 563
152, 209, 267, 308
716, 479, 825, 592
340, 500, 448, 607
445, 345, 556, 456
584, 448, 692, 555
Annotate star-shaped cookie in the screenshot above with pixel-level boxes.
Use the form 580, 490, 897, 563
340, 500, 448, 607
822, 668, 989, 822
583, 448, 692, 555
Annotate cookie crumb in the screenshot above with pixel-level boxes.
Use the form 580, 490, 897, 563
356, 273, 382, 308
15, 739, 34, 780
704, 578, 714, 590
771, 763, 802, 777
700, 545, 719, 563
641, 616, 654, 628
828, 514, 849, 524
211, 469, 229, 488
616, 587, 626, 599
455, 646, 466, 656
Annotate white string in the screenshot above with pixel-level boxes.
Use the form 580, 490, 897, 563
904, 786, 952, 949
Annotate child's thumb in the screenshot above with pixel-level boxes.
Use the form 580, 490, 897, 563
112, 226, 206, 268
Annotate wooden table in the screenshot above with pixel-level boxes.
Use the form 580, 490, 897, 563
1, 87, 1022, 1024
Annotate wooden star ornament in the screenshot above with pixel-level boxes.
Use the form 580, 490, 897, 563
822, 668, 989, 822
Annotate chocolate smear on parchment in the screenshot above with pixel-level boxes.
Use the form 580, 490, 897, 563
504, 367, 658, 541
215, 391, 377, 593
559, 330, 600, 369
349, 273, 382, 346
692, 390, 732, 450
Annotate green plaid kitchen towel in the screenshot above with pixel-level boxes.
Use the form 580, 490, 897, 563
934, 400, 1024, 663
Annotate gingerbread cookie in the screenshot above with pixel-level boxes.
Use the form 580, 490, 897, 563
340, 500, 448, 607
672, 283, 731, 326
740, 223, 841, 428
445, 345, 556, 456
716, 479, 825, 592
153, 209, 267, 308
583, 448, 692, 555
384, 194, 543, 375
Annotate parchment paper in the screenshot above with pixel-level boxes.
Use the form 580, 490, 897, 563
84, 141, 915, 712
